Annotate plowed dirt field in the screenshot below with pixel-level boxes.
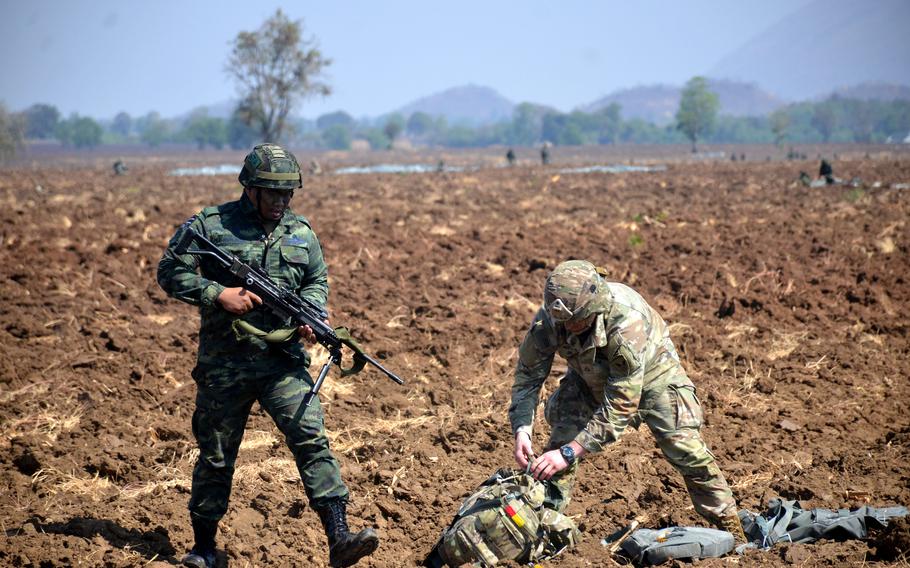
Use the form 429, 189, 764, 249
1, 154, 909, 566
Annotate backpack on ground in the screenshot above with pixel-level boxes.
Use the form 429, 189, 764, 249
423, 468, 580, 568
620, 526, 735, 565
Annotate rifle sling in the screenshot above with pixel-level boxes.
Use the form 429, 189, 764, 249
334, 326, 368, 377
231, 320, 367, 377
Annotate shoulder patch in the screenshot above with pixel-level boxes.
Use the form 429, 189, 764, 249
284, 235, 309, 246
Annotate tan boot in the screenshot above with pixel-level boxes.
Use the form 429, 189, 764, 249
715, 511, 748, 545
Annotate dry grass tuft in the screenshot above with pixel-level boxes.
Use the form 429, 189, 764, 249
121, 465, 191, 499
766, 331, 809, 361
327, 413, 435, 456
3, 405, 84, 442
730, 470, 774, 490
233, 457, 299, 486
240, 430, 279, 451
32, 467, 117, 502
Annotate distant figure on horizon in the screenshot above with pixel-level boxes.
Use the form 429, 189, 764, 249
819, 159, 838, 185
506, 148, 516, 166
540, 144, 550, 166
112, 159, 128, 176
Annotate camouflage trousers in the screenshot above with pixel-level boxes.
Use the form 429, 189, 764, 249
543, 372, 737, 524
189, 363, 348, 521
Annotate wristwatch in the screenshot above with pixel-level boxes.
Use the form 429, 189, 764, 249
559, 444, 576, 466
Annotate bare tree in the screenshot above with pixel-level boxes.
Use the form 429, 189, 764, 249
226, 9, 331, 143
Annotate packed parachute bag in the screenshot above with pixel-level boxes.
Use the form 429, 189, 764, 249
423, 468, 580, 567
618, 526, 735, 565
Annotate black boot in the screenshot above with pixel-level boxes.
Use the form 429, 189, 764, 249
182, 515, 218, 568
316, 498, 379, 568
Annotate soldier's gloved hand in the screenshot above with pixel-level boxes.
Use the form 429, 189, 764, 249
514, 431, 535, 469
217, 287, 263, 314
530, 449, 568, 481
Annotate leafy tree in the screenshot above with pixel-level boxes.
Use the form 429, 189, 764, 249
228, 107, 258, 149
811, 103, 836, 142
57, 114, 103, 148
849, 101, 874, 143
676, 76, 719, 152
406, 112, 433, 137
508, 102, 545, 146
322, 124, 351, 150
111, 111, 132, 138
184, 111, 227, 149
362, 128, 389, 150
769, 109, 790, 146
444, 125, 481, 148
316, 110, 354, 131
139, 112, 169, 147
23, 103, 60, 139
595, 103, 622, 144
226, 9, 331, 142
383, 114, 404, 147
72, 117, 103, 148
0, 103, 25, 162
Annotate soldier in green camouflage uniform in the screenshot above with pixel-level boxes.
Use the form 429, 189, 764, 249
509, 260, 746, 542
158, 144, 378, 568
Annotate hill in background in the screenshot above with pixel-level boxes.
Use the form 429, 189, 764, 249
580, 79, 785, 125
829, 81, 910, 102
396, 84, 515, 126
709, 0, 910, 101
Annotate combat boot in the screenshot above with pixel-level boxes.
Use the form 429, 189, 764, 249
182, 515, 218, 568
316, 498, 379, 567
715, 510, 748, 545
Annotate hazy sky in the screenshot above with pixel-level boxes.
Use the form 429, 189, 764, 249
4, 1, 816, 120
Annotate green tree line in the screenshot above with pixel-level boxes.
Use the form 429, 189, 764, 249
4, 93, 909, 158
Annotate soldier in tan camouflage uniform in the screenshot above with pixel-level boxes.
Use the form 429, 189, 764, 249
509, 260, 746, 541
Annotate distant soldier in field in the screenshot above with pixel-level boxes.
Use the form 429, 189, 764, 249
506, 148, 516, 166
540, 144, 550, 165
157, 143, 378, 568
819, 159, 838, 185
112, 159, 128, 175
509, 260, 747, 543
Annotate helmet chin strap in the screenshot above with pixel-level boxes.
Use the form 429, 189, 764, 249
251, 187, 288, 225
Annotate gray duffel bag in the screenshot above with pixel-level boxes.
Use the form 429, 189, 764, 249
621, 526, 734, 565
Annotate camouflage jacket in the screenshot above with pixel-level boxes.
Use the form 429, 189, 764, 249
157, 193, 328, 370
509, 283, 691, 452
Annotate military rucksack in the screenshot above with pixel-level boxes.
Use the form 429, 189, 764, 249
424, 468, 580, 568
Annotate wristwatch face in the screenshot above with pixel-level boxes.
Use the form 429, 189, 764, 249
560, 445, 575, 464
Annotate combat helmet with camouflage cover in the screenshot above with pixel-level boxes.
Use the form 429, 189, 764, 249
238, 143, 303, 190
544, 260, 612, 324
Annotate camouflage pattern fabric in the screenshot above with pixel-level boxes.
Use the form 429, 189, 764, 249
434, 469, 579, 567
509, 262, 737, 524
238, 143, 303, 190
189, 364, 348, 520
157, 192, 327, 370
158, 191, 346, 521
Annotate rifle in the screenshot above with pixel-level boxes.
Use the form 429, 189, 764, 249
175, 227, 404, 406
